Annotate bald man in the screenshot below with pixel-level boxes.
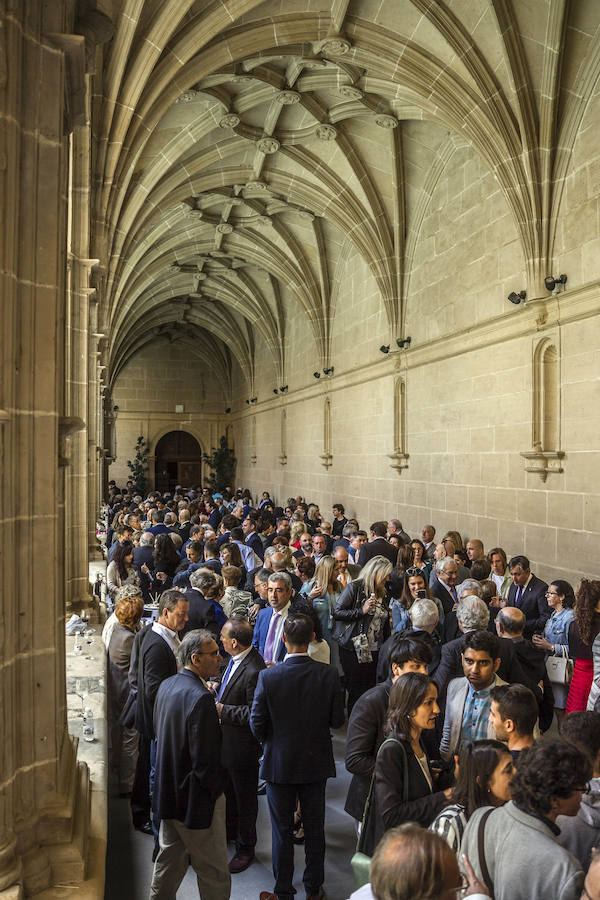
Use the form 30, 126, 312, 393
495, 606, 554, 730
465, 539, 485, 564
333, 546, 360, 587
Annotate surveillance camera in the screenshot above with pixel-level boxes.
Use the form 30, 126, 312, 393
313, 372, 321, 379
380, 345, 390, 354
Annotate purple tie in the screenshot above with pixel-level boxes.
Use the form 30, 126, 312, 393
263, 612, 280, 663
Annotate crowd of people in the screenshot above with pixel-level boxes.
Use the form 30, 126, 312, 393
101, 480, 600, 900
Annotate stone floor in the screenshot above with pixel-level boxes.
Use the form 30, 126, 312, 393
104, 729, 357, 900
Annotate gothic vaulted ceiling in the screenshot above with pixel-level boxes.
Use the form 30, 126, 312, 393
93, 0, 600, 395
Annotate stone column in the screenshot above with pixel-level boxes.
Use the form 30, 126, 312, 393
0, 3, 89, 895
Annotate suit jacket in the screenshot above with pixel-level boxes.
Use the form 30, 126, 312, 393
433, 633, 530, 697
344, 680, 391, 819
429, 567, 470, 593
182, 588, 218, 638
250, 655, 345, 783
440, 674, 507, 760
507, 574, 550, 635
252, 605, 287, 663
135, 627, 178, 740
430, 578, 457, 615
219, 647, 266, 770
509, 636, 555, 731
132, 545, 154, 601
376, 627, 441, 683
153, 669, 225, 829
245, 531, 264, 561
358, 537, 398, 568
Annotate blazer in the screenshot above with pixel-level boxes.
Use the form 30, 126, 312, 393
509, 637, 555, 731
363, 735, 449, 856
153, 669, 225, 829
252, 605, 288, 663
376, 627, 441, 683
135, 627, 178, 740
250, 655, 345, 783
219, 647, 266, 770
433, 633, 530, 697
507, 573, 550, 635
182, 587, 218, 638
344, 680, 391, 820
357, 538, 398, 568
430, 578, 457, 615
331, 581, 390, 649
440, 674, 507, 760
245, 531, 264, 561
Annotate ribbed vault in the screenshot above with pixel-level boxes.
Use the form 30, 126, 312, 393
92, 0, 600, 393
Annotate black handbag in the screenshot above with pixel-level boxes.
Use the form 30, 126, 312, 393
350, 737, 408, 888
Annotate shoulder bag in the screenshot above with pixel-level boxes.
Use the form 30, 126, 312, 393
476, 806, 495, 900
351, 737, 408, 888
545, 644, 573, 685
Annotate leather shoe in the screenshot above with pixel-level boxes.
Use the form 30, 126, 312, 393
229, 850, 255, 874
259, 893, 278, 900
134, 820, 153, 835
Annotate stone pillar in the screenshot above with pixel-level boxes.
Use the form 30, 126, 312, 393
0, 3, 89, 895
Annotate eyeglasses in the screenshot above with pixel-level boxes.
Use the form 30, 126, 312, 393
545, 591, 560, 597
575, 783, 591, 795
405, 567, 423, 577
195, 649, 220, 656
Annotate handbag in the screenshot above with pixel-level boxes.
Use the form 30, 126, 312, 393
546, 645, 573, 685
350, 737, 408, 888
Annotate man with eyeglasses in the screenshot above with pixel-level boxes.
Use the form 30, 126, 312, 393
150, 629, 230, 900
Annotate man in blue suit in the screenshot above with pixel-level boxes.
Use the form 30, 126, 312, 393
250, 613, 345, 900
252, 572, 294, 665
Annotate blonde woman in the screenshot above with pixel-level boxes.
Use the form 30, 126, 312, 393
290, 520, 306, 549
332, 555, 393, 714
305, 556, 343, 667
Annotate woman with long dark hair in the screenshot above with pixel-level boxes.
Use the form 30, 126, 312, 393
429, 740, 514, 854
106, 540, 138, 606
532, 579, 576, 721
362, 672, 452, 856
566, 580, 600, 713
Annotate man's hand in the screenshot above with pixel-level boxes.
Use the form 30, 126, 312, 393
216, 702, 223, 716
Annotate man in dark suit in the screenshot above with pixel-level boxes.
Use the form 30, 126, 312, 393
292, 532, 314, 560
183, 568, 218, 638
377, 599, 442, 683
430, 557, 459, 615
495, 606, 555, 731
506, 555, 550, 636
243, 514, 265, 561
149, 629, 230, 899
216, 618, 266, 874
433, 597, 531, 697
132, 531, 154, 602
252, 572, 294, 665
134, 589, 189, 855
357, 521, 398, 567
345, 637, 431, 823
251, 613, 345, 900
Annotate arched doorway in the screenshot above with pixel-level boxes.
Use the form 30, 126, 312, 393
154, 431, 203, 493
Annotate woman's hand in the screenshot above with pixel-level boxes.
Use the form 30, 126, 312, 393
532, 634, 552, 652
141, 563, 149, 575
461, 854, 491, 897
309, 585, 323, 600
362, 597, 376, 615
156, 571, 167, 583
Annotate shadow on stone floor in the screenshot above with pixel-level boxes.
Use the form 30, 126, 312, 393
104, 729, 357, 900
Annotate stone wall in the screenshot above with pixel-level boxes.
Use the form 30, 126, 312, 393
109, 342, 229, 486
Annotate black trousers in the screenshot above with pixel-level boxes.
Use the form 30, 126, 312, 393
338, 645, 378, 716
266, 780, 327, 899
130, 733, 151, 827
224, 763, 259, 852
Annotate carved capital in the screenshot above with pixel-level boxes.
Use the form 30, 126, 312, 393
520, 450, 564, 482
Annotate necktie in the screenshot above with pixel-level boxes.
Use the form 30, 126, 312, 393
263, 612, 280, 663
450, 586, 458, 601
516, 586, 522, 605
218, 658, 234, 700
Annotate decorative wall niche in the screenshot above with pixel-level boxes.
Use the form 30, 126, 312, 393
521, 335, 564, 481
388, 377, 409, 473
320, 397, 333, 468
